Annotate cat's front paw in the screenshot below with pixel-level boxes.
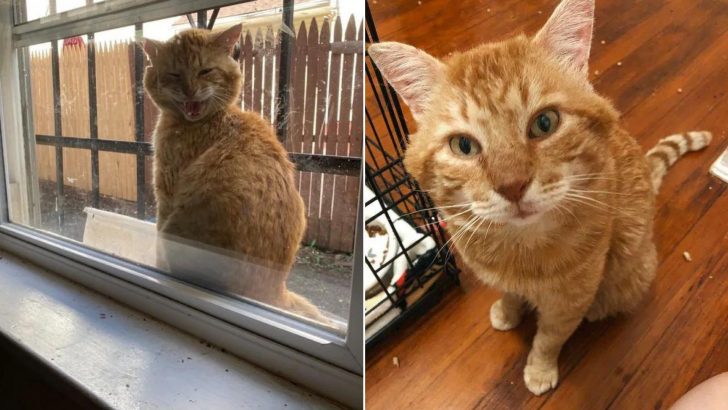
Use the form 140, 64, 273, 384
490, 298, 522, 331
523, 362, 559, 396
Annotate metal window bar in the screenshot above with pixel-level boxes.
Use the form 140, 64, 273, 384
87, 32, 100, 208
34, 135, 359, 176
274, 0, 294, 142
50, 14, 64, 233
365, 0, 459, 348
133, 22, 146, 219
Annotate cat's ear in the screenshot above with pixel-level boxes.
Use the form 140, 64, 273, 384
142, 39, 163, 64
368, 42, 444, 120
212, 24, 243, 54
533, 0, 595, 76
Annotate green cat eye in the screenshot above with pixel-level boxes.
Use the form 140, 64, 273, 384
528, 109, 560, 139
448, 135, 481, 157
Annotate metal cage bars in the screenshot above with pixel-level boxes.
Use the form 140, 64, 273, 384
364, 0, 459, 347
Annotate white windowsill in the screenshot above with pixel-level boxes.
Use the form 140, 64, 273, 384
0, 249, 340, 409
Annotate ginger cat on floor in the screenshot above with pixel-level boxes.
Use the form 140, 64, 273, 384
369, 0, 710, 395
143, 24, 325, 322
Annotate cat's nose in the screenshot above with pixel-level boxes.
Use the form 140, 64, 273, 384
495, 178, 532, 203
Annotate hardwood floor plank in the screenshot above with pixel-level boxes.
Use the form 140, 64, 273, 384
608, 252, 728, 409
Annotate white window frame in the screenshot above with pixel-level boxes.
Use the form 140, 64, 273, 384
0, 0, 363, 407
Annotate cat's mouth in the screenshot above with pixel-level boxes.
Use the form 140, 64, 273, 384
508, 203, 541, 225
180, 100, 206, 121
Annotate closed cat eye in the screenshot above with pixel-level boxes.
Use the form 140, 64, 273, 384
528, 109, 560, 139
448, 135, 482, 157
167, 72, 181, 78
199, 68, 213, 76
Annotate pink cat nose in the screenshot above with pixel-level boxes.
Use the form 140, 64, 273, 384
496, 179, 532, 203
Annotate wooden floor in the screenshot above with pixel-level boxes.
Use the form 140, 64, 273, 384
366, 1, 728, 409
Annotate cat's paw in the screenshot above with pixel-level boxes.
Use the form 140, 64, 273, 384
490, 298, 522, 331
523, 363, 559, 396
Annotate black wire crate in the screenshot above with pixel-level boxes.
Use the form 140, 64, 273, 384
364, 3, 460, 348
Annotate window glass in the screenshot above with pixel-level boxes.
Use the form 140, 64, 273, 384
9, 1, 363, 334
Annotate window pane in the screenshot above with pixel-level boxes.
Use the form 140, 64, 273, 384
9, 2, 363, 335
16, 0, 108, 24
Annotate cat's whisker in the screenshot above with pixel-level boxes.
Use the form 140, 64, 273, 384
569, 188, 634, 197
564, 176, 619, 182
565, 192, 633, 216
564, 192, 615, 210
432, 216, 477, 262
554, 203, 583, 229
563, 194, 628, 217
562, 196, 610, 215
413, 207, 472, 229
464, 217, 488, 251
450, 216, 481, 251
393, 202, 474, 221
566, 171, 618, 178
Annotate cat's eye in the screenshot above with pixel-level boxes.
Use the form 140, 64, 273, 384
199, 68, 213, 76
167, 72, 181, 78
528, 108, 560, 139
448, 135, 481, 157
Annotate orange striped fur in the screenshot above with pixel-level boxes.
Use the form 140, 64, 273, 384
646, 131, 712, 191
370, 0, 711, 396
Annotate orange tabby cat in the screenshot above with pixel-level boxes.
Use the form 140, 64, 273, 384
369, 0, 710, 395
143, 25, 325, 321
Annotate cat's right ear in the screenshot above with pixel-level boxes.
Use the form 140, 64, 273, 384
143, 39, 162, 65
368, 42, 444, 121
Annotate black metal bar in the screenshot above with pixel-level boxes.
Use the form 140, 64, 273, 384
134, 23, 146, 219
15, 0, 27, 24
36, 135, 153, 155
196, 10, 207, 29
87, 32, 100, 208
288, 153, 360, 176
274, 0, 294, 143
365, 0, 462, 347
207, 8, 220, 30
50, 39, 64, 231
186, 14, 195, 28
34, 135, 360, 177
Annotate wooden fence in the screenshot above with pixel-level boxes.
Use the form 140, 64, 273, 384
29, 15, 362, 252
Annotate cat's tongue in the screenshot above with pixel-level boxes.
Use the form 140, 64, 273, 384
183, 101, 202, 117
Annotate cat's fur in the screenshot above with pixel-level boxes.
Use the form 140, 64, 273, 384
369, 0, 710, 395
143, 25, 325, 321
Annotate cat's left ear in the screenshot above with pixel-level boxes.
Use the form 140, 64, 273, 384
142, 39, 162, 64
212, 24, 243, 54
533, 0, 595, 76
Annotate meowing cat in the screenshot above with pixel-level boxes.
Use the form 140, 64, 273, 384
142, 25, 326, 322
369, 0, 710, 395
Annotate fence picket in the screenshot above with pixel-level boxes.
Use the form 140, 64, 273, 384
320, 16, 343, 251
336, 16, 362, 251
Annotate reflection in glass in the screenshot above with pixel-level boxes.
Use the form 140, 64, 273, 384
11, 2, 363, 333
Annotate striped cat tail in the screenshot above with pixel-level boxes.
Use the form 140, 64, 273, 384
646, 131, 712, 191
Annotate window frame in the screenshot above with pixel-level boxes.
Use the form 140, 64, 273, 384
0, 0, 363, 407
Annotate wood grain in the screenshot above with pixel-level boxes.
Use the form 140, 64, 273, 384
365, 1, 728, 409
